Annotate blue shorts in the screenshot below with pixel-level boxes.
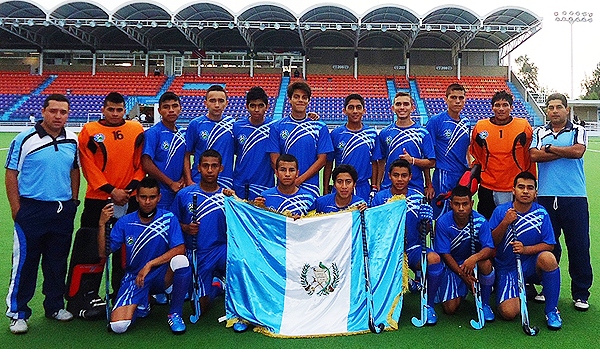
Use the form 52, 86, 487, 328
496, 257, 541, 304
436, 268, 468, 303
406, 245, 435, 271
188, 245, 226, 297
113, 264, 168, 310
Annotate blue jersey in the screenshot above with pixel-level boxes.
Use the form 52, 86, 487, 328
489, 202, 556, 272
434, 211, 494, 265
313, 193, 365, 213
109, 209, 184, 275
143, 122, 186, 208
5, 122, 78, 201
233, 117, 275, 200
328, 125, 382, 187
425, 111, 470, 174
171, 185, 226, 256
260, 186, 316, 216
371, 188, 423, 251
267, 116, 333, 197
379, 123, 435, 192
185, 115, 234, 188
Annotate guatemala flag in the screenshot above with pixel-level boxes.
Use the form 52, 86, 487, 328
224, 196, 407, 337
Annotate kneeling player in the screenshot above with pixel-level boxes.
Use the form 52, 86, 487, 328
371, 159, 444, 325
98, 177, 191, 334
434, 186, 495, 320
490, 171, 562, 330
255, 154, 316, 217
314, 164, 366, 213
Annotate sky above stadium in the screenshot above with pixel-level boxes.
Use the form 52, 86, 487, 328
43, 0, 600, 98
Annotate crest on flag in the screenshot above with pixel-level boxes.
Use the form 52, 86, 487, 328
300, 262, 340, 296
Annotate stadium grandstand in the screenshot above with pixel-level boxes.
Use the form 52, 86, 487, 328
0, 1, 554, 128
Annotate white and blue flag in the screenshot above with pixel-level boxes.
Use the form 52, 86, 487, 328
224, 196, 406, 337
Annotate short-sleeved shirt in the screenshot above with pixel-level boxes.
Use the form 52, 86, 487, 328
259, 186, 316, 216
143, 121, 186, 207
489, 201, 555, 272
109, 209, 184, 275
267, 116, 333, 197
233, 117, 275, 200
425, 111, 470, 174
185, 115, 234, 188
530, 121, 587, 197
313, 193, 365, 213
379, 123, 435, 192
434, 211, 494, 265
5, 122, 78, 201
171, 185, 226, 256
470, 117, 535, 192
328, 124, 382, 186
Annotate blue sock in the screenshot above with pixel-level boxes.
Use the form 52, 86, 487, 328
427, 262, 444, 307
542, 268, 561, 314
480, 269, 495, 306
169, 266, 192, 315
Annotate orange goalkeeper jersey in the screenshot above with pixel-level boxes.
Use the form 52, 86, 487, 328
470, 117, 536, 192
78, 120, 145, 200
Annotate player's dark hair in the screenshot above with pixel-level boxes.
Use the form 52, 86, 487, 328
513, 171, 537, 188
43, 94, 70, 108
276, 154, 298, 169
137, 176, 160, 193
206, 85, 228, 99
450, 185, 472, 200
546, 93, 568, 108
246, 86, 269, 106
394, 91, 411, 100
332, 164, 358, 183
388, 159, 412, 175
103, 92, 125, 106
287, 81, 311, 99
344, 93, 365, 108
491, 90, 513, 107
159, 91, 180, 105
446, 83, 466, 97
200, 149, 222, 164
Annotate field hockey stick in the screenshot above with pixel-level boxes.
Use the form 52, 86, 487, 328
411, 199, 431, 327
469, 214, 485, 330
189, 194, 201, 324
244, 183, 250, 200
359, 210, 384, 334
104, 198, 114, 330
511, 224, 539, 336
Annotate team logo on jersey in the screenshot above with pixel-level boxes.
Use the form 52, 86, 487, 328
280, 130, 289, 140
93, 133, 105, 143
444, 129, 453, 139
386, 136, 392, 145
300, 262, 340, 296
337, 141, 346, 150
478, 131, 489, 140
161, 141, 170, 150
187, 202, 196, 214
200, 130, 209, 140
237, 134, 247, 145
126, 236, 135, 246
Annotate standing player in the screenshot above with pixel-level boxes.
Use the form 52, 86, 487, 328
171, 150, 227, 315
490, 171, 562, 330
378, 92, 435, 195
314, 164, 366, 213
185, 85, 234, 189
434, 186, 495, 320
142, 91, 187, 210
267, 81, 333, 197
67, 92, 145, 320
425, 83, 471, 216
232, 86, 274, 200
371, 159, 443, 325
470, 91, 535, 219
324, 93, 381, 201
98, 178, 191, 334
530, 93, 592, 311
5, 94, 79, 334
255, 154, 316, 217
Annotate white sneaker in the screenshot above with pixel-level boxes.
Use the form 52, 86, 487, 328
10, 319, 28, 334
534, 293, 546, 303
50, 309, 74, 321
574, 299, 590, 311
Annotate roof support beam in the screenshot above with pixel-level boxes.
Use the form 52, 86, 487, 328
0, 22, 45, 48
49, 16, 98, 49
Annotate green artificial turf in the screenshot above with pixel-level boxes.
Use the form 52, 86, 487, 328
0, 132, 598, 348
